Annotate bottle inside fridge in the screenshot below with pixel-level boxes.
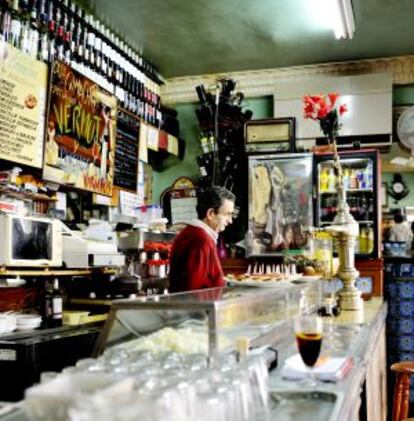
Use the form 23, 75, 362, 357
316, 154, 377, 257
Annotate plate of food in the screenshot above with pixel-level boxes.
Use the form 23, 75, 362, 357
225, 273, 301, 288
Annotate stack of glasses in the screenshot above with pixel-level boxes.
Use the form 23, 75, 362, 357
25, 349, 270, 421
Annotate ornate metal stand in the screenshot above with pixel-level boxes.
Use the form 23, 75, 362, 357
325, 145, 363, 311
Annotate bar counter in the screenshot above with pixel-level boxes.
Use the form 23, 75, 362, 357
269, 298, 387, 421
0, 297, 387, 421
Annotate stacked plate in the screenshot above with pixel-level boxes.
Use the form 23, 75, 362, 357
0, 313, 17, 334
15, 314, 42, 331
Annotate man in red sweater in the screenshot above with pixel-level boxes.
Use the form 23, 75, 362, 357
169, 186, 235, 292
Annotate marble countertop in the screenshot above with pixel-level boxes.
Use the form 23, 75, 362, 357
269, 298, 387, 421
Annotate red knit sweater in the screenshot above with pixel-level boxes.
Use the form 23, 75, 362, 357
169, 225, 224, 292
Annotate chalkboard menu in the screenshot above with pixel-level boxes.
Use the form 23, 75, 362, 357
0, 41, 48, 168
43, 61, 117, 196
114, 110, 139, 191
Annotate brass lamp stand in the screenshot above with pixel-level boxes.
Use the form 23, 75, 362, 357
325, 146, 363, 311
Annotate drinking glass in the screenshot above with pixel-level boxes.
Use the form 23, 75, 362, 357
294, 315, 323, 386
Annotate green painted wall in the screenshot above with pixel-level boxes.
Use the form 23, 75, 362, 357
152, 96, 273, 203
394, 85, 414, 105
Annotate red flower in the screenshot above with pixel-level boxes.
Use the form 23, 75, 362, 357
317, 103, 330, 119
328, 92, 339, 108
302, 92, 348, 139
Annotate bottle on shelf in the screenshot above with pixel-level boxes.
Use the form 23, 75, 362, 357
343, 168, 350, 190
365, 161, 373, 189
367, 226, 374, 253
349, 168, 358, 189
320, 167, 329, 192
27, 0, 39, 58
359, 227, 367, 254
51, 278, 63, 328
327, 166, 336, 191
42, 280, 53, 328
9, 0, 21, 48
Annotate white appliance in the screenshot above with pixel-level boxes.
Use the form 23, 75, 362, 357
273, 72, 393, 150
61, 224, 125, 268
0, 213, 62, 267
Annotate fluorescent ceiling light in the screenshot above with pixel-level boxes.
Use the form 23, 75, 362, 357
333, 0, 355, 39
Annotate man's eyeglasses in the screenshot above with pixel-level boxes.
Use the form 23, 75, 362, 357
215, 211, 236, 218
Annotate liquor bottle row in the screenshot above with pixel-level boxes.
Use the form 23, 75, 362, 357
320, 193, 375, 223
319, 162, 373, 192
196, 150, 239, 192
0, 0, 163, 127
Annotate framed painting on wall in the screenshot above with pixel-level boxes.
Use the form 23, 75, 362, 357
43, 60, 117, 196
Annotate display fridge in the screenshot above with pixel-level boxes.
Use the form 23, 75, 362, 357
314, 149, 381, 259
247, 150, 381, 259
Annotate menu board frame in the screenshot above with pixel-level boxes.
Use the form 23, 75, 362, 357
114, 109, 139, 192
43, 60, 117, 196
0, 40, 48, 168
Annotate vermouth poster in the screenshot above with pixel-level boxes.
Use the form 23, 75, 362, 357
43, 60, 117, 196
0, 40, 48, 168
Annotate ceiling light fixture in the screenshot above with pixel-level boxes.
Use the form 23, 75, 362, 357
333, 0, 355, 39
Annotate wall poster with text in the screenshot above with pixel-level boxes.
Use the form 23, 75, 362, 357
0, 40, 48, 168
43, 60, 117, 196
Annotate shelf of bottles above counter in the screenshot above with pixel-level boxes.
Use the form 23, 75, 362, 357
1, 0, 170, 129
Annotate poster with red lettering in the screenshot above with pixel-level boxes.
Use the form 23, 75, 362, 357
43, 61, 117, 196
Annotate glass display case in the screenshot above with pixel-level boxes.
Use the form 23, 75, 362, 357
315, 150, 381, 258
93, 282, 318, 363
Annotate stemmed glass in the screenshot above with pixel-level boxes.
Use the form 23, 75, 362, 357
294, 315, 323, 387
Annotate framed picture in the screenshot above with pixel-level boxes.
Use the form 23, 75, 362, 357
381, 182, 388, 207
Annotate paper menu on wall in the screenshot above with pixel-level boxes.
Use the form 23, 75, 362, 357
167, 134, 179, 156
147, 126, 159, 151
119, 190, 140, 217
139, 123, 148, 163
170, 197, 197, 224
0, 40, 48, 168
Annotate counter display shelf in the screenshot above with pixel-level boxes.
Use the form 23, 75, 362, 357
94, 282, 314, 362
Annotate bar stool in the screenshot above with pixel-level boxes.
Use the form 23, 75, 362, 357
391, 361, 414, 421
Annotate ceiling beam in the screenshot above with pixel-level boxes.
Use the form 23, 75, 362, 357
161, 55, 414, 104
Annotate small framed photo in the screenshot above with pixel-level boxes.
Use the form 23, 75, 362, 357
381, 182, 388, 207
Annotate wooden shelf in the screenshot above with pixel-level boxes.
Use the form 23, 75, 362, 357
0, 186, 57, 202
320, 188, 373, 194
0, 267, 117, 277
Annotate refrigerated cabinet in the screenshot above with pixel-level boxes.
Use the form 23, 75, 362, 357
247, 150, 381, 259
314, 150, 381, 259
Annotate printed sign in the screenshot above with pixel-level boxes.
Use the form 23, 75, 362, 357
43, 61, 117, 196
0, 40, 48, 168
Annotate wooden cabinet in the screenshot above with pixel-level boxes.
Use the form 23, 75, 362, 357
355, 258, 384, 297
364, 323, 387, 421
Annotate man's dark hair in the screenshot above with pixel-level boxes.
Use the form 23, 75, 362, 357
196, 186, 235, 219
394, 213, 404, 224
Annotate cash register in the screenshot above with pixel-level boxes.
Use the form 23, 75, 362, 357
61, 220, 125, 268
